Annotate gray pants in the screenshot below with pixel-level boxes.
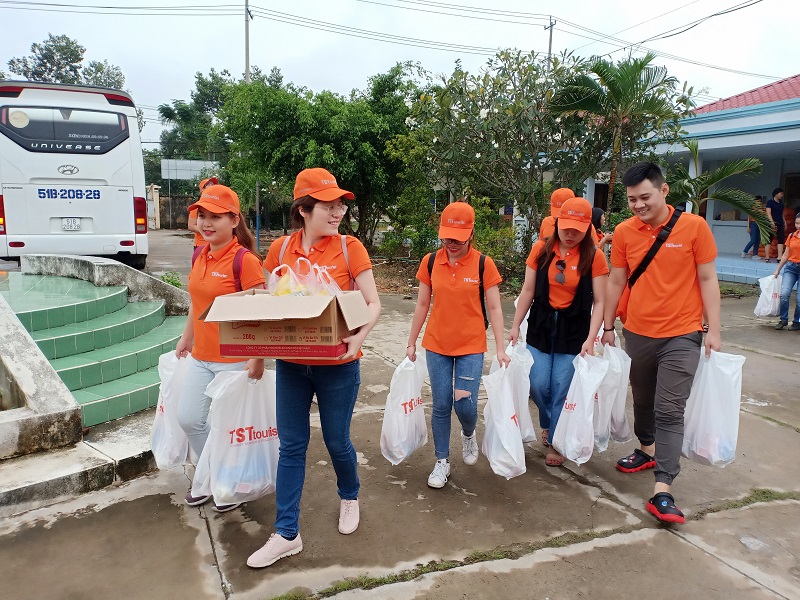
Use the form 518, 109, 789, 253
622, 329, 702, 485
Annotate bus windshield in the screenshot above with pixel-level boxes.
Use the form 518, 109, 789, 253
0, 106, 129, 154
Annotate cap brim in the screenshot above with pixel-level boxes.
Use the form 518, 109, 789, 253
438, 225, 472, 241
558, 218, 590, 233
310, 187, 355, 201
187, 200, 232, 214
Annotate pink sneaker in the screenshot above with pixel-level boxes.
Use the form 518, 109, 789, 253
246, 533, 303, 568
338, 499, 360, 534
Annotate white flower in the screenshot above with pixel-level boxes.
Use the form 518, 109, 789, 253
460, 118, 465, 123
475, 152, 481, 158
479, 108, 489, 119
432, 136, 438, 143
492, 141, 499, 148
404, 100, 413, 108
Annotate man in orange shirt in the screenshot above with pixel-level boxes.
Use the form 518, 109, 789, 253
188, 176, 218, 250
601, 162, 721, 525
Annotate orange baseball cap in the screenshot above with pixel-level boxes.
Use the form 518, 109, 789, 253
550, 188, 575, 217
293, 168, 355, 201
188, 184, 241, 215
558, 197, 592, 233
199, 176, 219, 190
539, 215, 556, 239
439, 202, 475, 241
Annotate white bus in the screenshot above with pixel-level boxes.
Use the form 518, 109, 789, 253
0, 81, 148, 268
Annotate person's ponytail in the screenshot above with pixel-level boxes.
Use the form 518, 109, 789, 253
233, 215, 262, 261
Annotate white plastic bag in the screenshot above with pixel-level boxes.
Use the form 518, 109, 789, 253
380, 354, 428, 465
754, 275, 781, 317
552, 354, 608, 465
682, 350, 746, 467
491, 343, 536, 443
151, 352, 190, 470
513, 296, 531, 342
606, 345, 633, 444
268, 263, 307, 296
592, 323, 619, 357
481, 366, 526, 479
191, 370, 280, 504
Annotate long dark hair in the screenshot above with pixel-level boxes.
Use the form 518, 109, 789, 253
538, 218, 596, 276
233, 214, 261, 261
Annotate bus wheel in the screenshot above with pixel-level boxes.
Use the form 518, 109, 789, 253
127, 255, 147, 270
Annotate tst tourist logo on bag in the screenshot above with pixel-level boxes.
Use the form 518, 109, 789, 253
563, 399, 576, 412
401, 396, 422, 414
229, 426, 279, 445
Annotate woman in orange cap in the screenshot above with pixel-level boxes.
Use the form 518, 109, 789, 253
247, 168, 381, 569
405, 201, 510, 490
175, 184, 265, 511
187, 176, 219, 251
509, 197, 608, 466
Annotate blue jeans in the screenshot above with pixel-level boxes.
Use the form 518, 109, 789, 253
528, 344, 576, 445
743, 226, 761, 256
274, 359, 361, 539
176, 356, 249, 459
779, 262, 800, 323
426, 350, 484, 460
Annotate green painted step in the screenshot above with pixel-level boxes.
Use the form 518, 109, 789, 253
30, 301, 166, 360
0, 273, 128, 331
51, 316, 186, 391
72, 366, 161, 428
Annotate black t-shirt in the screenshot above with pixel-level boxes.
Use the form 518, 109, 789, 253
766, 198, 784, 225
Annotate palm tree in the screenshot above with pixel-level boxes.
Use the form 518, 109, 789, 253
667, 139, 772, 239
550, 52, 691, 200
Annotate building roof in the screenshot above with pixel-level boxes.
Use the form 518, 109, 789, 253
695, 74, 800, 114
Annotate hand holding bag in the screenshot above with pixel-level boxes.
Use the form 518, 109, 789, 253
151, 352, 191, 470
491, 343, 536, 443
754, 275, 781, 318
380, 354, 429, 465
481, 366, 527, 479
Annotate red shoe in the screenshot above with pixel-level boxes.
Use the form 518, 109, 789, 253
616, 448, 656, 473
647, 492, 686, 524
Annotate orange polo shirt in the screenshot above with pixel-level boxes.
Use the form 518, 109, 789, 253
188, 208, 205, 247
786, 231, 800, 263
526, 240, 609, 310
190, 238, 266, 362
611, 205, 717, 339
416, 247, 502, 355
263, 232, 373, 365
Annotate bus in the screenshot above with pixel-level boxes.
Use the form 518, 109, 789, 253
0, 80, 148, 268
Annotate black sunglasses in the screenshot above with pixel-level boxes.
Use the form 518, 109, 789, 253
555, 260, 566, 284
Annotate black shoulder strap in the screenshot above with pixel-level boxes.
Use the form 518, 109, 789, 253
479, 253, 488, 329
427, 251, 436, 279
628, 208, 683, 288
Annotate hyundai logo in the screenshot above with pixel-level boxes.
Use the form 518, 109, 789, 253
58, 165, 79, 175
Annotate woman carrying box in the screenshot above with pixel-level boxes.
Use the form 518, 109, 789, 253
247, 168, 381, 569
175, 184, 266, 512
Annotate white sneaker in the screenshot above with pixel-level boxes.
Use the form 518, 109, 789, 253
247, 533, 303, 568
338, 499, 360, 535
461, 431, 479, 465
427, 459, 450, 488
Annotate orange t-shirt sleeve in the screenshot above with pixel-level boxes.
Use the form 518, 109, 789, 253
610, 224, 629, 270
591, 249, 610, 277
415, 254, 432, 286
482, 255, 502, 289
240, 251, 266, 290
345, 236, 373, 278
263, 236, 287, 273
526, 240, 545, 270
692, 219, 717, 265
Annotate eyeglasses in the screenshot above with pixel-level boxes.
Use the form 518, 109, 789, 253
317, 203, 348, 215
554, 260, 566, 284
440, 238, 469, 246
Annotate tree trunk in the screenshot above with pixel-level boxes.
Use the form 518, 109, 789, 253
608, 129, 621, 213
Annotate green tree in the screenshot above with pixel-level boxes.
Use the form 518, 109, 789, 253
81, 59, 125, 89
158, 100, 215, 159
551, 51, 693, 203
8, 33, 85, 83
667, 140, 771, 238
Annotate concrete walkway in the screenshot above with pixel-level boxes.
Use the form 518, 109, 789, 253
3, 295, 800, 600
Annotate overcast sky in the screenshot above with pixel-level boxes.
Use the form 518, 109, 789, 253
4, 0, 797, 146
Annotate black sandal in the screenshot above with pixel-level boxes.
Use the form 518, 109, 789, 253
615, 448, 655, 473
647, 492, 685, 524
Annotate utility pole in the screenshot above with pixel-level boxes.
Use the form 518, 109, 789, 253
245, 0, 252, 83
544, 16, 556, 74
255, 180, 261, 252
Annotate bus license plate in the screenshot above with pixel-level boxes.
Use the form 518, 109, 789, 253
62, 218, 81, 231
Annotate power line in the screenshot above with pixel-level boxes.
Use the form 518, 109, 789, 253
635, 0, 763, 44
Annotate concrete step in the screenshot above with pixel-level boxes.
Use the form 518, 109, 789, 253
50, 316, 185, 391
30, 301, 166, 360
0, 410, 157, 518
71, 366, 161, 427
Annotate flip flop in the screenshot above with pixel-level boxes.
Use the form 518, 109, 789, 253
545, 452, 564, 467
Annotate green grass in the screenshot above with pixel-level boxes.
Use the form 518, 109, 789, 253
719, 281, 759, 298
694, 488, 800, 519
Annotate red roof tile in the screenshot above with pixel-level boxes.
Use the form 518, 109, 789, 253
695, 74, 800, 114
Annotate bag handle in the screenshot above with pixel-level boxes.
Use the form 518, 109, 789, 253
628, 208, 682, 288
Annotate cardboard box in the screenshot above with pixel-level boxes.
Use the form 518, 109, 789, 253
200, 289, 372, 360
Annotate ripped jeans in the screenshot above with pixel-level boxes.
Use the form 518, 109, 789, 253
426, 350, 484, 460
